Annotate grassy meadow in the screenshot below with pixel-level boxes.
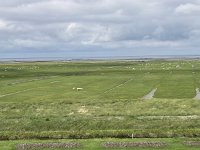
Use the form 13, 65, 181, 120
1, 60, 200, 149
2, 138, 200, 150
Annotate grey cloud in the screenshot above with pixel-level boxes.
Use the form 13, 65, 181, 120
0, 0, 200, 57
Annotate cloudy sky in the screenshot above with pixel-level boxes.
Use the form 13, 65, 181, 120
0, 0, 200, 58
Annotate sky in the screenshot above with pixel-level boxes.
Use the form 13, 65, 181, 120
0, 0, 200, 59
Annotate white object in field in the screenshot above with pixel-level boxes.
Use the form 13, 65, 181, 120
76, 88, 83, 91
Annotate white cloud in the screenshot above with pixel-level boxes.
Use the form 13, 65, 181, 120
0, 19, 7, 29
175, 3, 200, 15
63, 22, 112, 45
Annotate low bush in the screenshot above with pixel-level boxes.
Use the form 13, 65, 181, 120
15, 142, 81, 150
183, 141, 200, 147
1, 129, 200, 140
102, 141, 167, 148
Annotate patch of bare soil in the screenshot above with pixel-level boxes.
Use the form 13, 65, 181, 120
77, 106, 88, 114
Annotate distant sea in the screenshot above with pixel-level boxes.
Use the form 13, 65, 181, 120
1, 55, 200, 62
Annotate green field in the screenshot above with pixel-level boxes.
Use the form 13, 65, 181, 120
2, 138, 200, 150
1, 60, 200, 149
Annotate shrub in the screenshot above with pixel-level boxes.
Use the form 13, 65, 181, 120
15, 142, 81, 150
102, 141, 167, 148
183, 141, 200, 147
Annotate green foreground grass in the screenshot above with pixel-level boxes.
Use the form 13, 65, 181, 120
1, 60, 200, 147
1, 138, 200, 150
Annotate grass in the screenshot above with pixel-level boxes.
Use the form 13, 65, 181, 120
1, 138, 200, 150
1, 60, 200, 148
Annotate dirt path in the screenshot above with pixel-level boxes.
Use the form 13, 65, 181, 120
137, 115, 199, 120
194, 88, 200, 100
102, 78, 133, 94
0, 76, 61, 98
142, 88, 157, 100
6, 76, 60, 86
0, 88, 34, 98
50, 81, 60, 84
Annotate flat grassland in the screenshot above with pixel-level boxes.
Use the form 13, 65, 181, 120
1, 60, 200, 149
